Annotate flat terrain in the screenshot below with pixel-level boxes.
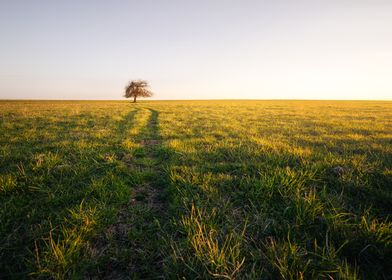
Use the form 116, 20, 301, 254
0, 100, 391, 279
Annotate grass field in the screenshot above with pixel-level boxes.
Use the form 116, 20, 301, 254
0, 100, 391, 279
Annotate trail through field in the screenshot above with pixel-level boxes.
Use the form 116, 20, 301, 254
1, 101, 391, 279
87, 108, 170, 278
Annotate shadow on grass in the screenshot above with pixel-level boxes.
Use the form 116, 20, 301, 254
2, 105, 391, 279
84, 108, 174, 279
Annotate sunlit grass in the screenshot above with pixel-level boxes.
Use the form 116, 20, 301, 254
0, 100, 391, 279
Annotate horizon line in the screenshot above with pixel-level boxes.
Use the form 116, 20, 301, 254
1, 98, 391, 102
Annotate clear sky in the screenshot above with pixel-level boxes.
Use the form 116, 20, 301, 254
0, 0, 391, 100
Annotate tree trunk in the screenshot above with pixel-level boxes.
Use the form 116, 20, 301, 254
133, 96, 137, 103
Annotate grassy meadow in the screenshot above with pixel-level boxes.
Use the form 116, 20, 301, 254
0, 100, 391, 279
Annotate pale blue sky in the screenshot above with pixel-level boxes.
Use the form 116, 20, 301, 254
0, 0, 391, 100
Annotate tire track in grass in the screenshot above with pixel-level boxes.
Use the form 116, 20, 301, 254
88, 107, 170, 279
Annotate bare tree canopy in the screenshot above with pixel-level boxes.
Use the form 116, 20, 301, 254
124, 80, 153, 103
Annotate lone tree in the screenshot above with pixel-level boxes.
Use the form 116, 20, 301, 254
124, 80, 153, 103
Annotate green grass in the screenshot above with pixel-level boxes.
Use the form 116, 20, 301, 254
0, 100, 391, 279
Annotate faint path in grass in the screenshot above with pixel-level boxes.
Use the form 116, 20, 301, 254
87, 107, 171, 279
115, 108, 140, 137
